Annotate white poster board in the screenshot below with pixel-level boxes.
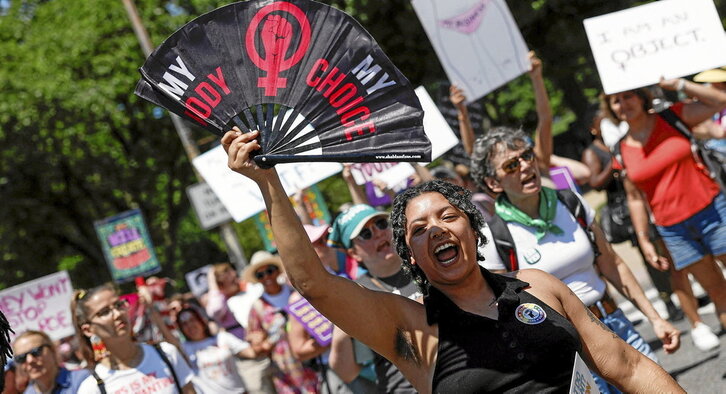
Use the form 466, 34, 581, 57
584, 0, 726, 94
186, 182, 233, 230
569, 352, 599, 394
193, 147, 343, 222
0, 271, 74, 341
412, 0, 530, 102
349, 86, 460, 189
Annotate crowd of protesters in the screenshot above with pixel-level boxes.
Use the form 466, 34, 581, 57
3, 52, 726, 393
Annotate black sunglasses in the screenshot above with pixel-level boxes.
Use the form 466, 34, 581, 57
255, 265, 279, 280
500, 148, 535, 174
14, 344, 50, 364
356, 217, 389, 241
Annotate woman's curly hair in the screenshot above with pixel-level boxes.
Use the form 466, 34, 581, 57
390, 180, 487, 294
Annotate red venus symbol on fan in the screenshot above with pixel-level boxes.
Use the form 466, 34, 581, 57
245, 1, 312, 96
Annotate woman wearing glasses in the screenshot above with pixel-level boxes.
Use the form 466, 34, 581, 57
11, 331, 90, 393
470, 127, 680, 393
71, 284, 195, 393
220, 127, 683, 392
243, 251, 320, 393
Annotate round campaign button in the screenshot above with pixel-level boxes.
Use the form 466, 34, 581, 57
515, 303, 547, 325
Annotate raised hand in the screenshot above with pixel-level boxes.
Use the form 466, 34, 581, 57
221, 127, 272, 182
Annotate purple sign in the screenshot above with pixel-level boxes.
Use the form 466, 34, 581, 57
285, 297, 332, 346
549, 166, 581, 194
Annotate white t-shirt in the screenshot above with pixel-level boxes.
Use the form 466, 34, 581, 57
78, 342, 193, 394
183, 332, 249, 393
480, 193, 607, 306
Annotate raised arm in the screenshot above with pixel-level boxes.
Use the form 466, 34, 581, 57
342, 164, 369, 205
590, 223, 680, 353
519, 270, 684, 393
450, 85, 476, 156
659, 77, 726, 127
529, 52, 553, 169
222, 129, 427, 371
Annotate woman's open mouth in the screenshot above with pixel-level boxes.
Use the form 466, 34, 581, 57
434, 242, 459, 266
522, 173, 538, 187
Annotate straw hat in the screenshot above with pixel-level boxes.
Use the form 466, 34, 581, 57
243, 251, 284, 283
693, 67, 726, 83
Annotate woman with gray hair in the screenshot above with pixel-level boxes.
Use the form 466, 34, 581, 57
470, 126, 680, 393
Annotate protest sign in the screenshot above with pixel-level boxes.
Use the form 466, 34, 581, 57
412, 0, 530, 102
192, 146, 342, 222
94, 209, 161, 283
186, 182, 233, 230
0, 271, 74, 341
185, 265, 212, 298
349, 86, 460, 191
584, 0, 726, 94
569, 352, 599, 394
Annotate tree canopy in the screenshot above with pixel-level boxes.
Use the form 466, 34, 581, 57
1, 0, 724, 290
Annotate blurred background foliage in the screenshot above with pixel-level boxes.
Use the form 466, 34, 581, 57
1, 0, 725, 290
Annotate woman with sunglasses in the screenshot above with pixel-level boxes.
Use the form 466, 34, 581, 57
220, 127, 683, 393
243, 251, 320, 393
11, 330, 90, 394
600, 80, 726, 338
470, 127, 681, 393
174, 306, 255, 393
71, 284, 195, 393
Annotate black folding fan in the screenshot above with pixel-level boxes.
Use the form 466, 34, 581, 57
135, 0, 431, 167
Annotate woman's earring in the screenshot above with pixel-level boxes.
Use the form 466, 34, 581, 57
90, 335, 110, 361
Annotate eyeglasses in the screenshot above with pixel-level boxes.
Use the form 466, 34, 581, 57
255, 265, 279, 280
499, 148, 535, 174
92, 299, 129, 320
14, 344, 50, 364
356, 218, 389, 241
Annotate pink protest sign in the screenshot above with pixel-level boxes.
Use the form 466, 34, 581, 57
285, 296, 333, 346
0, 271, 74, 341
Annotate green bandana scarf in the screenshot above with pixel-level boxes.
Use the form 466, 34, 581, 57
495, 187, 564, 241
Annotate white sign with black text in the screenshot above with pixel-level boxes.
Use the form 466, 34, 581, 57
584, 0, 726, 94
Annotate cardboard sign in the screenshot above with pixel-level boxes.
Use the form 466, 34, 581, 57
192, 146, 342, 222
0, 271, 74, 341
584, 0, 726, 94
412, 0, 530, 102
94, 209, 161, 283
569, 352, 599, 394
184, 265, 211, 298
186, 182, 233, 230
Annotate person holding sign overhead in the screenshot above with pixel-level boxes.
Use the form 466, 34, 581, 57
219, 127, 684, 393
600, 78, 726, 338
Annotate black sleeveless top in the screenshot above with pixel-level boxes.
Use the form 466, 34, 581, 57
425, 268, 582, 393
